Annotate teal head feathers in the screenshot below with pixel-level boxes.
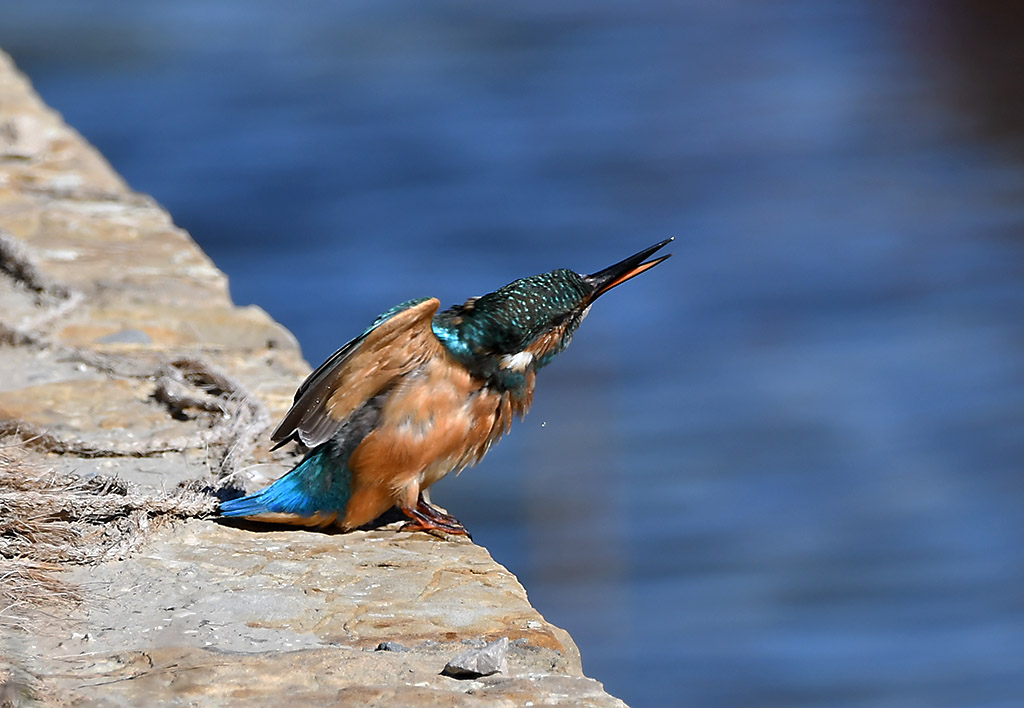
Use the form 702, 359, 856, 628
432, 239, 673, 391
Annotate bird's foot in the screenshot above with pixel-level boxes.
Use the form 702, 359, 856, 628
415, 499, 466, 528
400, 501, 472, 539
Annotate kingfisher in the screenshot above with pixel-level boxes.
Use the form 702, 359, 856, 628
220, 238, 672, 535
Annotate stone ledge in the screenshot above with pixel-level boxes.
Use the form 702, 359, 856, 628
0, 49, 628, 707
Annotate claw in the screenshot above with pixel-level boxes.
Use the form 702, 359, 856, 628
400, 498, 472, 539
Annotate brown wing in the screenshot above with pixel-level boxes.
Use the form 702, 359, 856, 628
271, 297, 443, 449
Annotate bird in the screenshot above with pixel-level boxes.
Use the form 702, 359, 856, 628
219, 238, 672, 535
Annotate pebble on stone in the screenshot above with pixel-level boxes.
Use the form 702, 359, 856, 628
375, 641, 410, 652
441, 636, 509, 679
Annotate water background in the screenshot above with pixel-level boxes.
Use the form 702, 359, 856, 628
4, 2, 1024, 705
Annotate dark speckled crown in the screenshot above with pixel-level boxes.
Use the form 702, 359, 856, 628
433, 268, 594, 361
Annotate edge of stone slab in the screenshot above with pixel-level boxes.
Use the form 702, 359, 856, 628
0, 46, 632, 708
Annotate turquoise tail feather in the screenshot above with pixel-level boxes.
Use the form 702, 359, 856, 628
219, 444, 352, 522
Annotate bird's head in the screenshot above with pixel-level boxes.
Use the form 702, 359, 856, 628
433, 239, 672, 391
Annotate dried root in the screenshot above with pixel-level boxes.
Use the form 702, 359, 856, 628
0, 446, 217, 630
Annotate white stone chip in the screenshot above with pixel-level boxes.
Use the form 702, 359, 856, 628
442, 636, 509, 679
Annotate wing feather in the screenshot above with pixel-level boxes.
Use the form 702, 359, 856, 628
271, 297, 443, 448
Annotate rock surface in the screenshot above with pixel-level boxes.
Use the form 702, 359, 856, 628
0, 49, 628, 707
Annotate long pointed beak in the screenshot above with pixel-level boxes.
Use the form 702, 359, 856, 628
583, 238, 673, 299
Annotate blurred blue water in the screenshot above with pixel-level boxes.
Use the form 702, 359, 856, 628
5, 2, 1024, 705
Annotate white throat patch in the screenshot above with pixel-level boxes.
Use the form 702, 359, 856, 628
500, 351, 534, 371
